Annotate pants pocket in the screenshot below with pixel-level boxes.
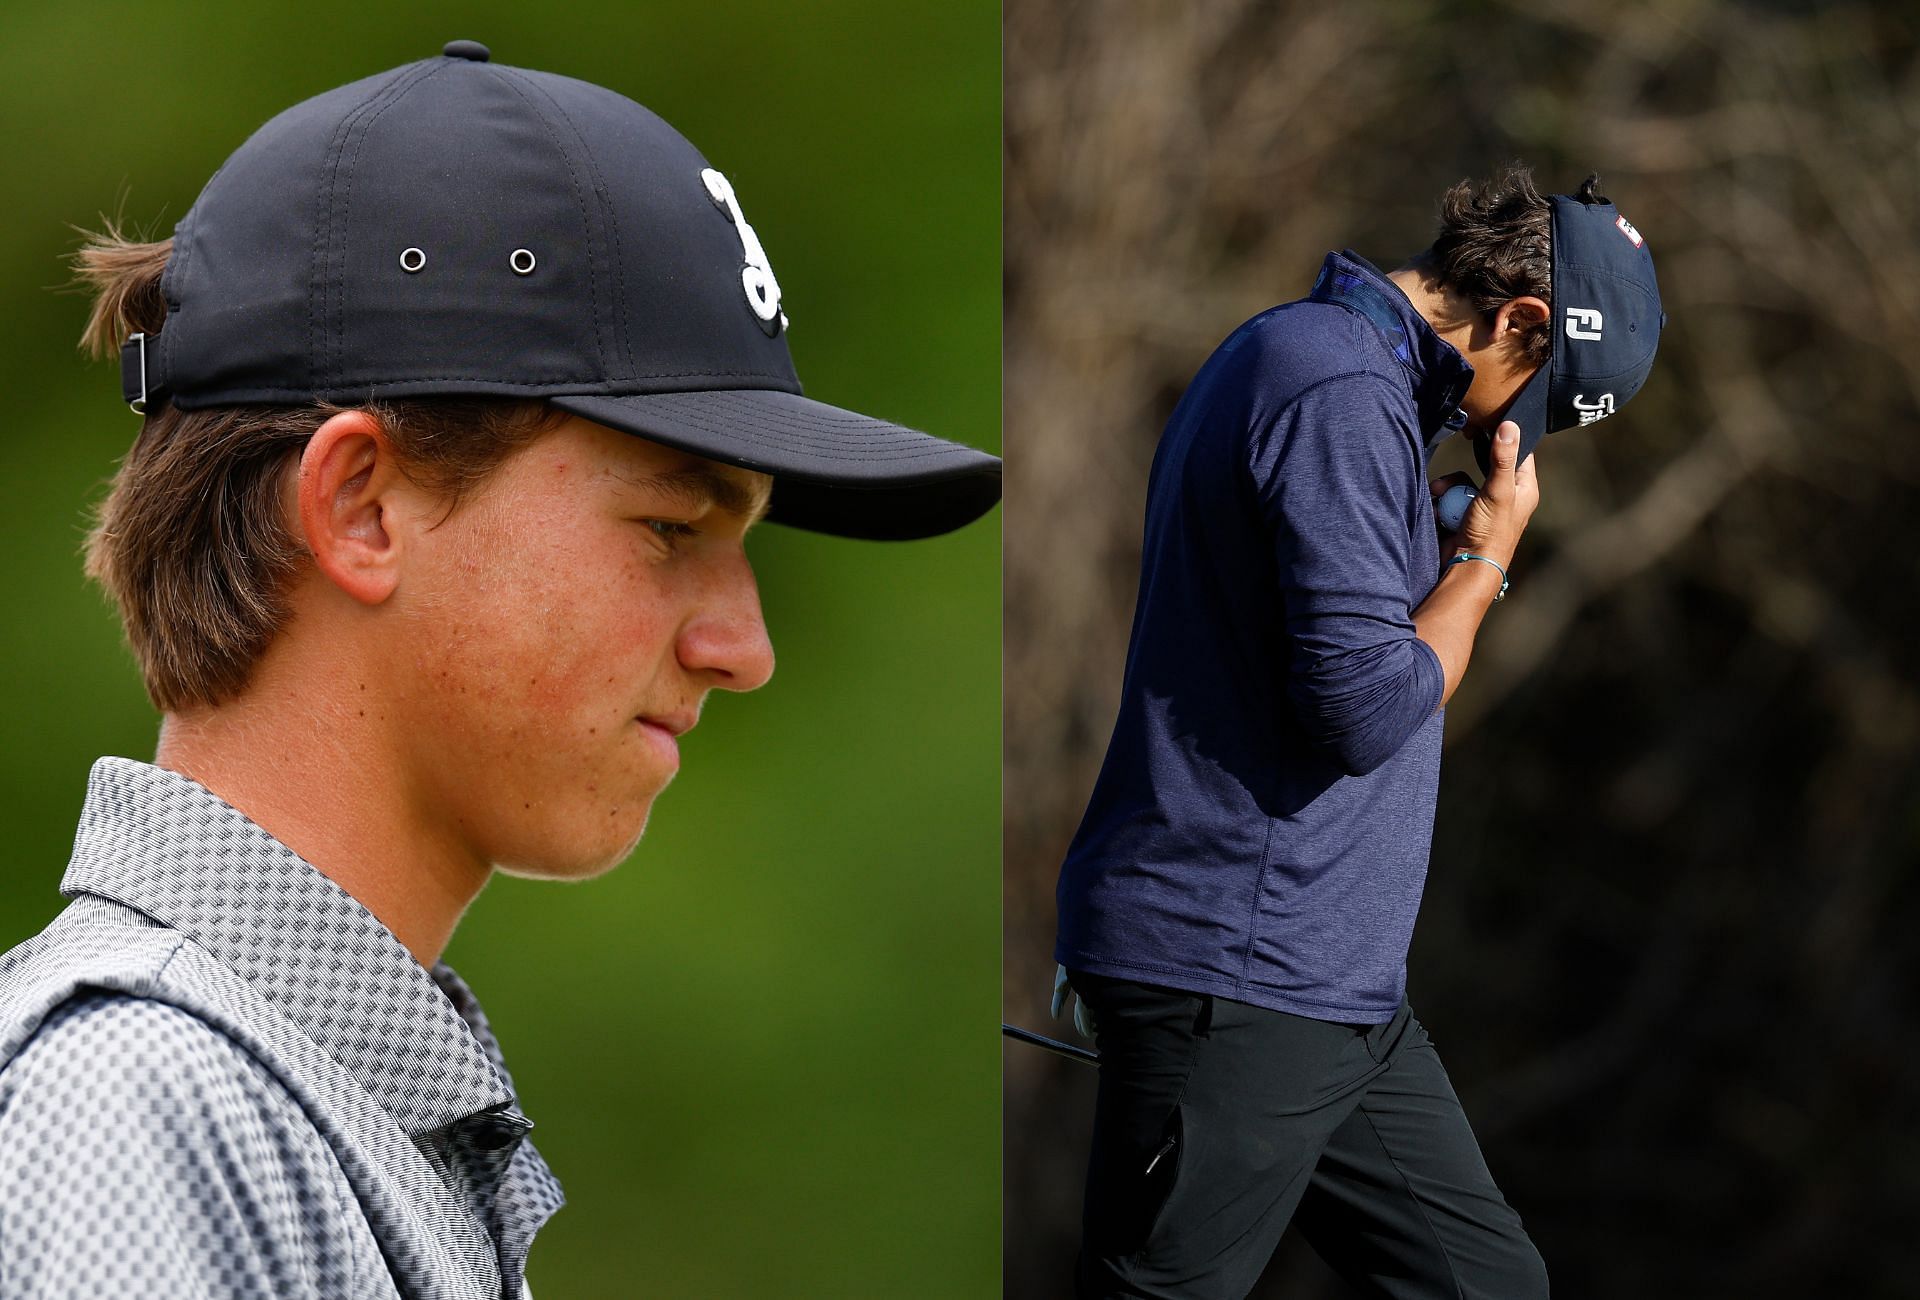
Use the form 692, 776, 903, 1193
1361, 1000, 1415, 1064
1133, 1102, 1186, 1250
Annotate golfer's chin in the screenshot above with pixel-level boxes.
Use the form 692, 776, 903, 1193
494, 795, 662, 882
1456, 423, 1494, 459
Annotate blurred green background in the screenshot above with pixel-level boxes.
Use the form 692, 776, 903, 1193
0, 3, 999, 1296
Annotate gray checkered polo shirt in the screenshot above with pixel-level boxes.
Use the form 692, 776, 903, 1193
0, 756, 566, 1298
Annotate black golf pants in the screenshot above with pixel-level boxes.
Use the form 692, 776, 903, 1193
1069, 971, 1548, 1299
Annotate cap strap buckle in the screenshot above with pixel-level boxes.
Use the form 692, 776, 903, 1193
119, 332, 160, 414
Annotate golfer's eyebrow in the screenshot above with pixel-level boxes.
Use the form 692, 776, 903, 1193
610, 466, 774, 524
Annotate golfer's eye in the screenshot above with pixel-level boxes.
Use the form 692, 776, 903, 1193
641, 519, 699, 548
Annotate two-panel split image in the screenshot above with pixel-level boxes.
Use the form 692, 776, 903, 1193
0, 3, 1910, 1298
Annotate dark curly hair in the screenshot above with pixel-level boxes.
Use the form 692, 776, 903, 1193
1426, 166, 1605, 366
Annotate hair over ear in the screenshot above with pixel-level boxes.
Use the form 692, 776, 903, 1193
69, 222, 568, 713
1427, 164, 1556, 366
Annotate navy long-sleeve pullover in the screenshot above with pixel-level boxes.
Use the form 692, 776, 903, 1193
1054, 250, 1474, 1023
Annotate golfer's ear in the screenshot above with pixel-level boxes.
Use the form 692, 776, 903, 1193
1497, 295, 1550, 340
296, 409, 408, 607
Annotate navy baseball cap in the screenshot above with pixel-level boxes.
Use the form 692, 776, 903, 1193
1482, 188, 1665, 473
117, 40, 1000, 541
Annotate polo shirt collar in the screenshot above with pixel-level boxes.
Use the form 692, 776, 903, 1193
59, 755, 517, 1138
1309, 249, 1474, 447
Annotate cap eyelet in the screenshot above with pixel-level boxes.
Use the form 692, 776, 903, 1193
399, 247, 427, 274
509, 248, 537, 275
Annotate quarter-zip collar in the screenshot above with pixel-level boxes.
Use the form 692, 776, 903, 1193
1309, 249, 1473, 450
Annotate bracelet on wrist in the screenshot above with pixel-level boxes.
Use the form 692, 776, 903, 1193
1448, 552, 1510, 602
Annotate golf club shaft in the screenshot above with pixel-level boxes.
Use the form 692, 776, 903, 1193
1002, 1022, 1099, 1066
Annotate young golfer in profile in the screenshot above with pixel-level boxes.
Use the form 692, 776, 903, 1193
0, 40, 998, 1299
1052, 168, 1662, 1297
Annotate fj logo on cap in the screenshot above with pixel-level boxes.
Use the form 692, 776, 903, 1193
701, 168, 787, 337
1614, 214, 1644, 248
1573, 392, 1616, 425
1565, 308, 1604, 341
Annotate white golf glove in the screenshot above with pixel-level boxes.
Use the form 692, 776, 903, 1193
1051, 963, 1098, 1040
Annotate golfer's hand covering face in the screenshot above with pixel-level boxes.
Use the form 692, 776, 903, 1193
1445, 419, 1540, 567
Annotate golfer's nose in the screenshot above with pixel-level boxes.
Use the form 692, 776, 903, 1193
679, 555, 775, 692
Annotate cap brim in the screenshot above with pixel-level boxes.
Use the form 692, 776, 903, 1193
1501, 363, 1552, 467
548, 389, 1002, 541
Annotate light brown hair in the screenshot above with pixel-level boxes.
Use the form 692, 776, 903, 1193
71, 223, 568, 714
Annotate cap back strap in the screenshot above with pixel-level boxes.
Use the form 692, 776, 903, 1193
119, 332, 165, 414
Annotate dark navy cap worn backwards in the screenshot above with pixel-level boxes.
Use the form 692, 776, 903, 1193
1492, 189, 1665, 472
117, 40, 1000, 541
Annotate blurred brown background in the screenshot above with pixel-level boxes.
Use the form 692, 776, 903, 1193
1004, 2, 1920, 1295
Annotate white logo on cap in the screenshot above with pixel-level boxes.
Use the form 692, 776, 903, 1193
1615, 214, 1644, 248
1573, 392, 1615, 425
701, 168, 787, 335
1565, 308, 1604, 341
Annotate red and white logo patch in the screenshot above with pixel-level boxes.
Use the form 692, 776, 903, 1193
1614, 214, 1644, 248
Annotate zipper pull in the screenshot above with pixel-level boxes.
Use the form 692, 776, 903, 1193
1145, 1134, 1177, 1177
